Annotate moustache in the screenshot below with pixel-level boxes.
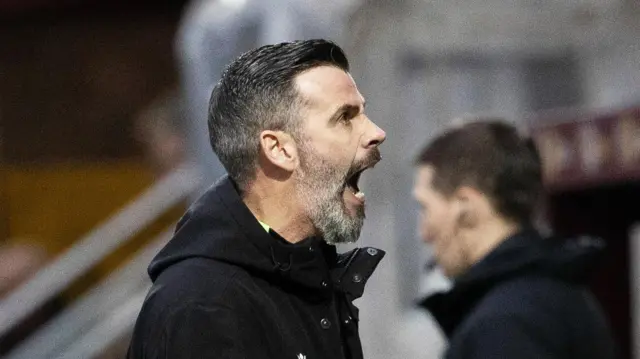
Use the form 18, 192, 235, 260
344, 148, 382, 180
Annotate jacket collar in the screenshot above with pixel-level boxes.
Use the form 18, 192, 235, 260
419, 229, 545, 337
215, 176, 386, 298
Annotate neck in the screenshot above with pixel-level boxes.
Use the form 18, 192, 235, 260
242, 177, 315, 244
466, 217, 522, 265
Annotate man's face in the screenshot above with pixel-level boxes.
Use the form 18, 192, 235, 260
293, 66, 386, 244
413, 166, 468, 278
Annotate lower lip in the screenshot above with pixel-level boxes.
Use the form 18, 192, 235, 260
345, 187, 365, 205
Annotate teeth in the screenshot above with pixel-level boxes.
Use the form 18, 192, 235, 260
354, 191, 365, 200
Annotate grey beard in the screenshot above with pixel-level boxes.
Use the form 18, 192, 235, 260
308, 189, 364, 245
295, 148, 365, 245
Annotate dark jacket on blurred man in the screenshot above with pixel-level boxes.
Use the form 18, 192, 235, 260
421, 229, 618, 359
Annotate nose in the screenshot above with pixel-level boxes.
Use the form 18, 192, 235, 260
364, 119, 386, 148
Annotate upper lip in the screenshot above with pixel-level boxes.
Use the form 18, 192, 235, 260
356, 160, 379, 174
360, 150, 382, 172
349, 159, 379, 181
346, 154, 381, 190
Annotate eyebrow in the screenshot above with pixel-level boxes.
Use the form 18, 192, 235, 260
329, 101, 366, 123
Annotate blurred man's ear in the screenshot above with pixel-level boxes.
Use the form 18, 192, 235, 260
453, 186, 483, 229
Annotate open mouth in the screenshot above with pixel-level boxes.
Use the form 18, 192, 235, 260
344, 165, 373, 202
346, 168, 365, 194
344, 151, 381, 203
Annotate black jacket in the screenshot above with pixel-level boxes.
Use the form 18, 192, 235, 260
421, 229, 618, 359
127, 176, 384, 359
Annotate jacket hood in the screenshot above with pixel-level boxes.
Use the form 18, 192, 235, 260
148, 176, 385, 298
420, 228, 606, 337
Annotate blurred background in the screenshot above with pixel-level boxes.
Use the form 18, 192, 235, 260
0, 0, 639, 358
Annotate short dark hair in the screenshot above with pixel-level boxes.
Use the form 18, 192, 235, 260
416, 119, 543, 224
208, 39, 350, 190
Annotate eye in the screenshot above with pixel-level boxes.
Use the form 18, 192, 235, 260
339, 112, 352, 124
342, 107, 361, 122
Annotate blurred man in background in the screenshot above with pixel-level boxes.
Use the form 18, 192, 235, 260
413, 119, 617, 358
132, 89, 187, 177
127, 39, 386, 359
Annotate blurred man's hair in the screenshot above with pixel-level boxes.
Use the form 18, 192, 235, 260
416, 118, 543, 225
208, 39, 350, 190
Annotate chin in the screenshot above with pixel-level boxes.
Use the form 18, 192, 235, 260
304, 189, 365, 245
441, 261, 468, 279
319, 212, 363, 245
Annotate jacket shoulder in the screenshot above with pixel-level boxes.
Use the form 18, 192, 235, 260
449, 275, 615, 358
478, 275, 588, 317
142, 258, 259, 319
129, 259, 264, 358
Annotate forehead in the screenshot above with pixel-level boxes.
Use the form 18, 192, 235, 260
414, 166, 439, 199
294, 66, 364, 109
415, 166, 435, 188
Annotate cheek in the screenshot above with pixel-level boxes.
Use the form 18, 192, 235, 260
312, 127, 353, 152
418, 211, 442, 242
432, 220, 465, 272
309, 140, 353, 170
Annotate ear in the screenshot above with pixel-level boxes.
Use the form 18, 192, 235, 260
452, 186, 482, 228
259, 130, 298, 172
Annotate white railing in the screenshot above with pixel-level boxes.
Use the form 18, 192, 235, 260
0, 163, 202, 339
4, 228, 175, 359
55, 289, 150, 359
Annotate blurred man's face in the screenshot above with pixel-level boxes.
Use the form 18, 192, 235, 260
413, 166, 469, 278
293, 66, 386, 244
